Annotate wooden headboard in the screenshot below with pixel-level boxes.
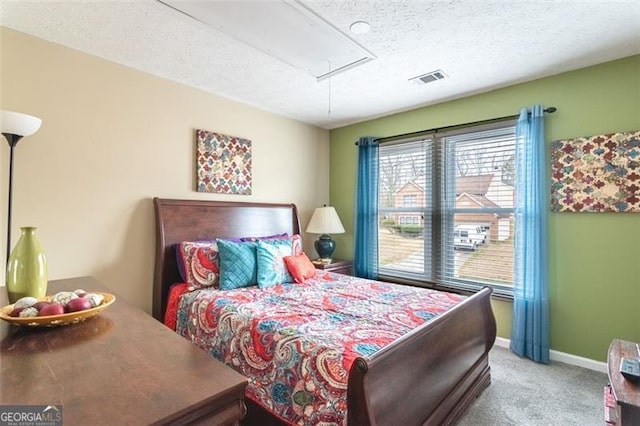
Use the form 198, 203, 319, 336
152, 198, 301, 321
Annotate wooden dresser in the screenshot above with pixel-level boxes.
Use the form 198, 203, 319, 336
607, 339, 640, 425
0, 276, 247, 425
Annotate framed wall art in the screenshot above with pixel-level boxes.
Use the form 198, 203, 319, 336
550, 129, 639, 212
196, 129, 252, 195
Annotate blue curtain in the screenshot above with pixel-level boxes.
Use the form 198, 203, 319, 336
354, 136, 379, 279
510, 105, 550, 364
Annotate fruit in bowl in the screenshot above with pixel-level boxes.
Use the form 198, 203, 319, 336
8, 289, 105, 317
66, 297, 92, 313
1, 289, 115, 327
39, 303, 65, 316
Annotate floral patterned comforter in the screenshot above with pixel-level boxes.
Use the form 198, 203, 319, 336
173, 273, 465, 425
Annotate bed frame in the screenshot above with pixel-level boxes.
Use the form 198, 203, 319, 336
153, 197, 497, 426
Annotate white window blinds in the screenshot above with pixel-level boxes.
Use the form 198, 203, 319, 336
376, 122, 516, 296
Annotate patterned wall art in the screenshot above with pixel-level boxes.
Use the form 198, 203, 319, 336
196, 129, 252, 195
550, 129, 640, 212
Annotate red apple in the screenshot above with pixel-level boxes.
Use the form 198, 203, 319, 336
39, 303, 65, 316
66, 297, 92, 313
33, 301, 50, 311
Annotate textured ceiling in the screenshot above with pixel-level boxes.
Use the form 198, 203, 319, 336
1, 0, 639, 129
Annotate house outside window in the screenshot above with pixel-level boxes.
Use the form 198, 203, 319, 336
377, 121, 516, 297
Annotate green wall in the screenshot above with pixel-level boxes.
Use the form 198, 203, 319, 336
329, 55, 640, 362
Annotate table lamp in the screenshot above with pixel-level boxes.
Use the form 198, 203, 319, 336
305, 206, 345, 263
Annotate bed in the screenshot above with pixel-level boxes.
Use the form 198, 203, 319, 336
153, 197, 497, 425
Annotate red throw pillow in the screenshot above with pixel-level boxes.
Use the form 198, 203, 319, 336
283, 253, 317, 283
176, 240, 220, 289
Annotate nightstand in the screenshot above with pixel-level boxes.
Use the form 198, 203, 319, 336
313, 259, 353, 276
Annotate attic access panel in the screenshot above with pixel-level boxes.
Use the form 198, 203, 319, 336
158, 0, 376, 81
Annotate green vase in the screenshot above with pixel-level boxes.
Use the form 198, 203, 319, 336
6, 227, 48, 303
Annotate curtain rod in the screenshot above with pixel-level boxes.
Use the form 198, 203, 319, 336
354, 107, 557, 145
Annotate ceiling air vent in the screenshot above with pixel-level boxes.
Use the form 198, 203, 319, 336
409, 69, 447, 85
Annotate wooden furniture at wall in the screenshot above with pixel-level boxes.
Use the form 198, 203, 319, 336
1, 276, 247, 426
313, 259, 353, 275
153, 197, 497, 426
607, 338, 640, 425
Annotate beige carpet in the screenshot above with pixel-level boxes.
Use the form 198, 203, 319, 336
457, 346, 608, 426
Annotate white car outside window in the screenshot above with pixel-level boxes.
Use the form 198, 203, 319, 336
454, 229, 477, 250
455, 225, 487, 246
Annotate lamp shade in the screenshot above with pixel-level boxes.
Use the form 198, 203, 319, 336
1, 110, 42, 137
306, 206, 345, 235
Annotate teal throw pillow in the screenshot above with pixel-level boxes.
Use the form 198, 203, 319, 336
217, 239, 257, 290
256, 239, 294, 288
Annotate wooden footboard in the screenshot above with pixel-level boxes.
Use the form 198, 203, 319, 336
347, 287, 496, 425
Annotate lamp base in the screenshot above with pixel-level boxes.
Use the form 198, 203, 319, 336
314, 234, 336, 263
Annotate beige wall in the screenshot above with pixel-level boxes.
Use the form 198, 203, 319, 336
0, 28, 330, 313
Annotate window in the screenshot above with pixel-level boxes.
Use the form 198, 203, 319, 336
398, 215, 420, 225
403, 195, 417, 207
377, 122, 516, 297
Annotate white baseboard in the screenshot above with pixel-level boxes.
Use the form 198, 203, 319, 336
494, 337, 608, 373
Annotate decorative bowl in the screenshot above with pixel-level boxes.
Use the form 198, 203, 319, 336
0, 292, 115, 327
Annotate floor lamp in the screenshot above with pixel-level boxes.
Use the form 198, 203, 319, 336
2, 110, 42, 264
